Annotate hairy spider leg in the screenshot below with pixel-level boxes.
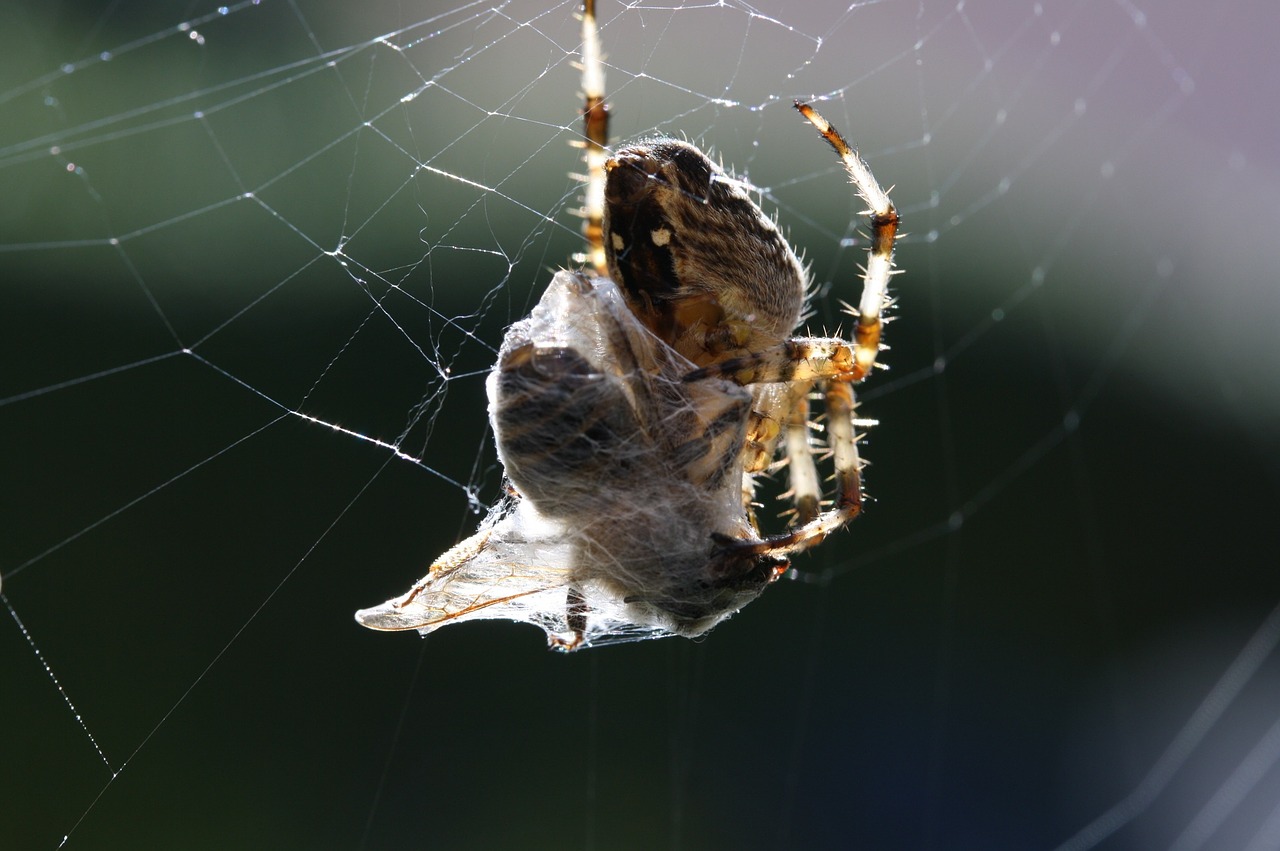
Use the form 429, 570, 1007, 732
579, 0, 610, 275
692, 103, 897, 557
796, 101, 900, 379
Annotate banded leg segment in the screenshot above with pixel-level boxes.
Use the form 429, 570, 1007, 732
783, 380, 821, 525
722, 380, 864, 559
684, 336, 864, 385
579, 0, 610, 275
795, 101, 900, 381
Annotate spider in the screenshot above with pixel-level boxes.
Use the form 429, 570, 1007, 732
355, 0, 899, 650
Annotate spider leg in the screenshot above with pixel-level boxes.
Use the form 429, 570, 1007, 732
718, 380, 864, 558
743, 407, 781, 474
795, 101, 899, 380
735, 383, 815, 535
684, 335, 866, 385
783, 380, 821, 524
824, 378, 863, 528
715, 105, 892, 558
579, 0, 609, 275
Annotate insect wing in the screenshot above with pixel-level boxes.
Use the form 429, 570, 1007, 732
354, 517, 575, 636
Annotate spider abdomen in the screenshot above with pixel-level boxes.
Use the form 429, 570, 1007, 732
603, 138, 808, 366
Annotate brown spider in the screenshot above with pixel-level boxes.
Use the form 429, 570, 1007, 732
356, 0, 899, 650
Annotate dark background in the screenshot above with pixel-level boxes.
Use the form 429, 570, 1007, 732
3, 1, 1279, 849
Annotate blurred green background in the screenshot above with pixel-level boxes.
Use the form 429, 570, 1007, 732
3, 1, 1279, 849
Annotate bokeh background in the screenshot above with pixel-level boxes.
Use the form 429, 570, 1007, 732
3, 0, 1279, 848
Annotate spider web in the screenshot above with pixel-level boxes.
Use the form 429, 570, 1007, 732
3, 0, 1279, 848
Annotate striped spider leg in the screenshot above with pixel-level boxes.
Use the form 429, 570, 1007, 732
684, 102, 901, 559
